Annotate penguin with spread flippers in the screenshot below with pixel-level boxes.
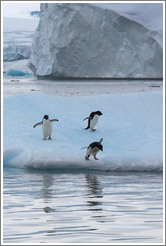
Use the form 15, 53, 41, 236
83, 138, 103, 160
33, 115, 59, 140
83, 111, 103, 131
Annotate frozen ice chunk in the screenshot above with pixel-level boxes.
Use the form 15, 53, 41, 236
29, 3, 163, 78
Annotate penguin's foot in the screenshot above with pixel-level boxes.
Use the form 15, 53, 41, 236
94, 155, 98, 160
91, 129, 96, 132
85, 157, 89, 160
43, 138, 46, 140
48, 136, 52, 140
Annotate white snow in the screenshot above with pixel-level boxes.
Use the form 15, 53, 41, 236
3, 91, 163, 172
29, 3, 163, 78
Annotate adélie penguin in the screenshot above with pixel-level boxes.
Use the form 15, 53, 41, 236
83, 138, 103, 160
33, 115, 59, 140
83, 111, 103, 131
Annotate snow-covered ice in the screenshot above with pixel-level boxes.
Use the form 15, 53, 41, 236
3, 91, 163, 172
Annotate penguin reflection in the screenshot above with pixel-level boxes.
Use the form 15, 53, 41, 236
41, 174, 54, 200
85, 174, 103, 211
41, 174, 56, 213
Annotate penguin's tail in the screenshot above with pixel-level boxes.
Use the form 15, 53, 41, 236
84, 126, 90, 130
99, 138, 103, 143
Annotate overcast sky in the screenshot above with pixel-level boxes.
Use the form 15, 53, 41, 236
2, 1, 163, 30
3, 2, 40, 18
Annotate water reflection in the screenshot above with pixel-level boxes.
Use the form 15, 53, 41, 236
41, 174, 55, 213
85, 174, 103, 216
43, 207, 55, 213
85, 174, 103, 198
41, 174, 54, 200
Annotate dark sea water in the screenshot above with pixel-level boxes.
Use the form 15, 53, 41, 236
3, 167, 163, 244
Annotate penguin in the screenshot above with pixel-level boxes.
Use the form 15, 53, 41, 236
83, 111, 103, 131
33, 115, 59, 140
84, 138, 103, 160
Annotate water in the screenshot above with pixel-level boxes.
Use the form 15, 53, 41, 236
3, 167, 163, 244
3, 76, 163, 97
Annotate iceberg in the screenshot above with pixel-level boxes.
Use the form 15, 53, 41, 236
3, 17, 39, 62
3, 45, 31, 62
5, 69, 31, 77
3, 91, 163, 172
3, 59, 33, 77
91, 3, 163, 47
29, 3, 163, 78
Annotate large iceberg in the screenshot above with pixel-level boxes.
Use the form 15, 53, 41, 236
29, 3, 163, 78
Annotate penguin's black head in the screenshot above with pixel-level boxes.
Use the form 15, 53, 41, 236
43, 115, 49, 120
96, 111, 103, 116
99, 144, 103, 151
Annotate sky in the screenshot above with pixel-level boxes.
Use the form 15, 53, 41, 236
2, 1, 163, 21
3, 2, 40, 19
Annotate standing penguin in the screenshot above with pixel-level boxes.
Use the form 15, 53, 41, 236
83, 111, 103, 131
33, 115, 59, 140
84, 138, 103, 160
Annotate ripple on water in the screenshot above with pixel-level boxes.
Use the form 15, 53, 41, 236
3, 168, 163, 243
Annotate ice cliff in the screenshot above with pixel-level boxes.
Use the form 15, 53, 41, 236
29, 3, 163, 78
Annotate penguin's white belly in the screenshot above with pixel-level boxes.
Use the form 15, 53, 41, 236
90, 115, 98, 129
86, 147, 99, 156
42, 121, 52, 138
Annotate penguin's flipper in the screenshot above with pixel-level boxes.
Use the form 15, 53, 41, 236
81, 146, 88, 150
50, 119, 59, 122
84, 117, 92, 130
33, 121, 43, 128
83, 116, 92, 121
